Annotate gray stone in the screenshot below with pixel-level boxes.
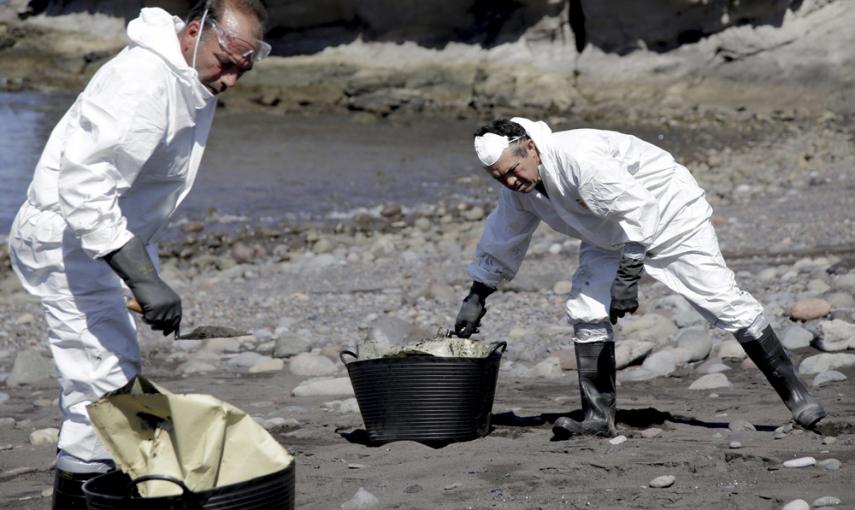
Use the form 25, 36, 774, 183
675, 328, 713, 362
672, 308, 706, 328
178, 360, 218, 374
728, 419, 756, 432
274, 332, 315, 358
698, 360, 731, 374
608, 435, 627, 445
818, 458, 841, 471
321, 398, 360, 414
718, 340, 746, 360
641, 428, 663, 438
552, 280, 572, 295
824, 291, 855, 309
781, 325, 813, 350
341, 487, 379, 509
689, 373, 731, 390
618, 367, 656, 382
783, 456, 816, 468
7, 349, 54, 387
781, 500, 809, 510
289, 352, 337, 376
814, 319, 855, 352
641, 350, 677, 376
728, 441, 742, 449
292, 377, 354, 397
807, 279, 831, 294
615, 340, 654, 369
0, 418, 15, 428
648, 475, 675, 488
620, 314, 678, 345
29, 428, 59, 446
248, 357, 284, 373
812, 370, 847, 387
811, 497, 841, 507
799, 353, 855, 375
0, 392, 9, 405
226, 352, 269, 369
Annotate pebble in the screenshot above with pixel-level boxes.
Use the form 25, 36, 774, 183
812, 496, 841, 507
814, 320, 855, 352
552, 280, 572, 294
718, 340, 746, 360
781, 325, 814, 350
340, 487, 379, 509
609, 435, 627, 445
404, 484, 423, 494
177, 360, 217, 374
620, 314, 678, 344
799, 353, 855, 374
649, 475, 675, 488
292, 377, 354, 397
0, 392, 9, 405
226, 352, 269, 369
788, 298, 831, 321
817, 458, 841, 471
7, 349, 55, 386
675, 328, 713, 362
615, 340, 654, 370
812, 370, 847, 387
0, 418, 15, 428
781, 500, 809, 510
822, 436, 836, 445
689, 373, 731, 390
274, 333, 315, 357
728, 419, 756, 432
321, 398, 360, 414
783, 456, 816, 468
248, 357, 285, 373
641, 350, 678, 376
289, 352, 337, 376
641, 428, 663, 438
29, 428, 59, 446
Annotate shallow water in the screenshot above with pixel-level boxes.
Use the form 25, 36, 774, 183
0, 90, 741, 238
0, 91, 496, 236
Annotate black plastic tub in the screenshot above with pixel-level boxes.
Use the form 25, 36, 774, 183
341, 342, 506, 444
82, 462, 295, 510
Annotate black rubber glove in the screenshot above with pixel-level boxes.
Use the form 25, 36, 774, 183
103, 236, 181, 336
454, 281, 495, 338
609, 256, 644, 325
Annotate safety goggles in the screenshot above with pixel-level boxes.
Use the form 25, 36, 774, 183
206, 17, 271, 67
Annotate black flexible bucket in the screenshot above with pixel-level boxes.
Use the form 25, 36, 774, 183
341, 341, 506, 444
82, 462, 295, 510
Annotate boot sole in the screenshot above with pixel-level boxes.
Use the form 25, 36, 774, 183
794, 403, 826, 430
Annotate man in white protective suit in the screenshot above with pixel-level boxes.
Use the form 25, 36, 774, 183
454, 118, 826, 439
7, 1, 269, 507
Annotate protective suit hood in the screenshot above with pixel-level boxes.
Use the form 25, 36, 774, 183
510, 116, 555, 164
126, 7, 213, 108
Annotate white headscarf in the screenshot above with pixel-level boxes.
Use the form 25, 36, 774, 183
474, 133, 522, 166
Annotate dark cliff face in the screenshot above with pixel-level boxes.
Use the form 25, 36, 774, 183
25, 0, 801, 56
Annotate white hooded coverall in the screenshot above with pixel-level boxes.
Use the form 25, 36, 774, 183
468, 118, 763, 342
8, 8, 216, 461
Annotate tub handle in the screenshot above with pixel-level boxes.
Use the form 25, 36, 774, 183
340, 350, 359, 364
490, 341, 508, 356
126, 474, 193, 499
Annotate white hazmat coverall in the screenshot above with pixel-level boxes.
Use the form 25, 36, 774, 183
468, 117, 763, 343
8, 8, 216, 462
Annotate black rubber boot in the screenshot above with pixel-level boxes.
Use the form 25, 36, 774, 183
52, 469, 101, 509
737, 325, 826, 429
553, 341, 617, 438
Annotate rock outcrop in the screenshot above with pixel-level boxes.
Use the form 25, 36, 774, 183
1, 0, 853, 115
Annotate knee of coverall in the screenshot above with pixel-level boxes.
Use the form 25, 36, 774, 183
564, 245, 620, 329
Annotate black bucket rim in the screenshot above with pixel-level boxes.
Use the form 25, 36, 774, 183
340, 340, 507, 365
